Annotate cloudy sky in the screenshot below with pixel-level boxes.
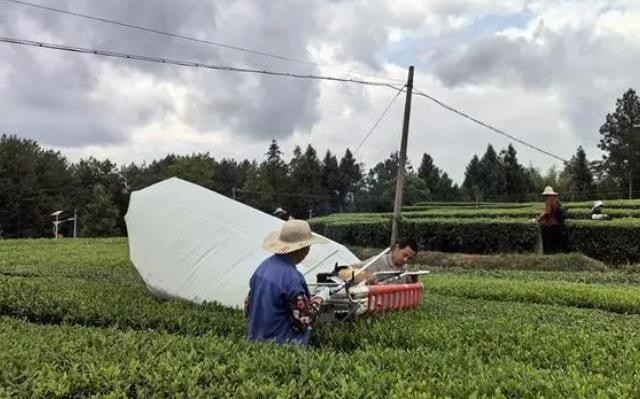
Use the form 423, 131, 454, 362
1, 0, 639, 183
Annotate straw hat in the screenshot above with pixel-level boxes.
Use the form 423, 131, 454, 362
262, 219, 328, 254
541, 186, 558, 196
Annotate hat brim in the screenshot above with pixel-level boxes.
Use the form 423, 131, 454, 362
541, 191, 558, 196
261, 231, 328, 254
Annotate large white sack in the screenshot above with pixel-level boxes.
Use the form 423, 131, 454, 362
125, 177, 359, 309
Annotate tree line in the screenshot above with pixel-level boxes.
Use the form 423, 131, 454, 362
1, 88, 638, 238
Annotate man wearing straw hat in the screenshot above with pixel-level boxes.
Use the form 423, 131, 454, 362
245, 219, 331, 345
537, 186, 565, 254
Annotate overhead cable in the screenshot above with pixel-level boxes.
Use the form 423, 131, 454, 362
354, 86, 405, 156
413, 89, 569, 163
0, 0, 405, 84
0, 36, 404, 90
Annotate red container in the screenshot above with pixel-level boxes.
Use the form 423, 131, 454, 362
365, 283, 423, 315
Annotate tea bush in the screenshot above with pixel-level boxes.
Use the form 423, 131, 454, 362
311, 218, 640, 265
3, 238, 640, 397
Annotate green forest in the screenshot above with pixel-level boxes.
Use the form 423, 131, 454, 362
1, 88, 638, 239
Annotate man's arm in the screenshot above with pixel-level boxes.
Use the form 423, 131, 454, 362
289, 294, 323, 331
348, 256, 382, 284
244, 291, 251, 318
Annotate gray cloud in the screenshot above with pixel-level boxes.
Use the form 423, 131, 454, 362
0, 0, 321, 146
428, 20, 640, 145
1, 0, 639, 185
183, 0, 321, 139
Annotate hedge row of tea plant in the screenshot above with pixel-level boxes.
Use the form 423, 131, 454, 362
424, 275, 640, 314
0, 237, 136, 280
409, 199, 640, 210
4, 239, 640, 396
321, 208, 640, 221
4, 293, 640, 398
0, 275, 244, 337
430, 268, 640, 286
310, 218, 640, 264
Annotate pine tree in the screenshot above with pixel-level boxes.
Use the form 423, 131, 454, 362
463, 155, 482, 195
338, 149, 363, 209
214, 158, 245, 197
241, 161, 273, 211
417, 153, 441, 197
478, 145, 505, 198
260, 139, 290, 212
288, 145, 324, 218
166, 153, 217, 189
561, 146, 594, 199
435, 172, 459, 200
598, 88, 640, 199
80, 184, 120, 237
500, 144, 528, 201
321, 150, 341, 213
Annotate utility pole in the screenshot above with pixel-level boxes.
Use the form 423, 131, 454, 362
390, 65, 414, 246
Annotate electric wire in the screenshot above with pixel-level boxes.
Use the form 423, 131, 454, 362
0, 0, 405, 84
0, 34, 568, 163
353, 86, 405, 156
0, 36, 404, 90
413, 88, 569, 163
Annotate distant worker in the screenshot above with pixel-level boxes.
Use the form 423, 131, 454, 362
245, 219, 331, 345
591, 200, 610, 220
339, 237, 419, 284
537, 186, 566, 254
272, 207, 290, 221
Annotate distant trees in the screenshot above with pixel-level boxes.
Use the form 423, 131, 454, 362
80, 184, 120, 237
501, 145, 529, 201
598, 88, 640, 199
0, 133, 613, 239
463, 144, 528, 201
0, 135, 72, 238
2, 87, 639, 238
417, 153, 460, 201
560, 146, 594, 200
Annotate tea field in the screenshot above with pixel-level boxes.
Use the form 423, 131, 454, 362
310, 200, 640, 265
2, 238, 640, 397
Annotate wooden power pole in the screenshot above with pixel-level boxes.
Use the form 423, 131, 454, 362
390, 65, 414, 246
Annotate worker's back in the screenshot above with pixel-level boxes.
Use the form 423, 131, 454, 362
247, 254, 310, 345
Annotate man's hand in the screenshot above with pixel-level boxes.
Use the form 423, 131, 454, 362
314, 287, 332, 302
364, 272, 377, 285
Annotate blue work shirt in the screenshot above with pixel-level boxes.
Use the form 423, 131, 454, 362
247, 254, 310, 345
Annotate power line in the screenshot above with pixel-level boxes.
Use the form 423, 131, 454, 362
354, 86, 405, 156
0, 0, 405, 84
412, 88, 569, 163
0, 36, 404, 90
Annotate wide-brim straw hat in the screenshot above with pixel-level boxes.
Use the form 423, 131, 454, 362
541, 186, 558, 196
262, 219, 328, 254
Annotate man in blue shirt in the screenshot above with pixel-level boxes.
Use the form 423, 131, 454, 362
245, 219, 331, 345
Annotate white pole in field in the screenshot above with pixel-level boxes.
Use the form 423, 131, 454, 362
51, 210, 63, 239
